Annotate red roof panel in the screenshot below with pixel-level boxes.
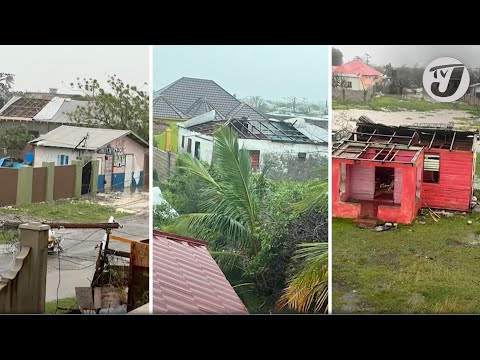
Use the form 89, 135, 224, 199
332, 60, 383, 77
152, 231, 248, 314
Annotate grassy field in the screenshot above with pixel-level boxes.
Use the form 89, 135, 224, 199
0, 199, 126, 223
333, 214, 480, 314
45, 298, 77, 314
333, 96, 480, 114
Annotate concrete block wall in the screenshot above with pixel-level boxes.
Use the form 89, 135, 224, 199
153, 148, 177, 182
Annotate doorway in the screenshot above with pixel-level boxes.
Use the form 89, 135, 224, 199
81, 161, 92, 195
374, 167, 394, 201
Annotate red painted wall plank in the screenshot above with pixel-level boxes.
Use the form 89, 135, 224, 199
349, 164, 375, 200
421, 149, 473, 211
394, 167, 402, 204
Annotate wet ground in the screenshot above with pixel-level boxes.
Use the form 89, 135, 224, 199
0, 192, 149, 303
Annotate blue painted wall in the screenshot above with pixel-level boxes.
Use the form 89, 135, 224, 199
112, 173, 125, 191
98, 175, 105, 191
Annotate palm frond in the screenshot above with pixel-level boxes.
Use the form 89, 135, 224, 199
292, 180, 328, 214
209, 250, 248, 272
279, 242, 328, 313
213, 127, 257, 235
177, 153, 220, 190
164, 212, 251, 250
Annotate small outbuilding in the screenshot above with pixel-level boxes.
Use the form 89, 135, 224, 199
332, 119, 478, 224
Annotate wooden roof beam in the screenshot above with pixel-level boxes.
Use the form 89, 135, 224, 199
429, 131, 436, 149
450, 131, 457, 151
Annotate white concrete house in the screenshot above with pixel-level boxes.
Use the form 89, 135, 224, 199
177, 110, 327, 171
30, 125, 148, 191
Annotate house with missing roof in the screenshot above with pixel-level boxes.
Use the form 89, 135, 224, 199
152, 77, 289, 152
30, 125, 148, 191
332, 119, 478, 224
153, 231, 248, 314
0, 91, 86, 137
178, 110, 328, 175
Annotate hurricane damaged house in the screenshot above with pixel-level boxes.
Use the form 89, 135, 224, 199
154, 77, 328, 172
332, 119, 478, 224
179, 110, 327, 170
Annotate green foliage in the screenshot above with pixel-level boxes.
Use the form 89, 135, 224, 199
0, 199, 125, 222
161, 128, 329, 313
0, 125, 32, 150
0, 72, 14, 107
153, 203, 177, 229
280, 242, 328, 313
166, 126, 258, 257
67, 75, 148, 141
332, 47, 343, 66
160, 156, 205, 215
45, 298, 76, 314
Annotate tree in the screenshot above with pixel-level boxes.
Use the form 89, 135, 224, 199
0, 73, 14, 108
363, 53, 372, 65
283, 96, 298, 113
0, 125, 32, 150
332, 73, 351, 89
165, 126, 260, 268
279, 180, 329, 313
332, 47, 343, 66
67, 75, 148, 141
244, 96, 269, 113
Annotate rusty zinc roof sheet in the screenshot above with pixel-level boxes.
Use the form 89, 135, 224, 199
153, 231, 248, 314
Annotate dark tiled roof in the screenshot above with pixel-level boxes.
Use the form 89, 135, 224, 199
152, 231, 248, 314
153, 96, 187, 119
185, 97, 225, 120
227, 102, 268, 121
154, 77, 268, 121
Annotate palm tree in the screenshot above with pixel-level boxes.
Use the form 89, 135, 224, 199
279, 180, 329, 313
164, 126, 259, 269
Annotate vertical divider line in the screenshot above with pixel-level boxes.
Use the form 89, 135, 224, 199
327, 44, 333, 315
148, 44, 154, 315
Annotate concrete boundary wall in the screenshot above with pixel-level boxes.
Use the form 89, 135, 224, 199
0, 223, 49, 314
0, 160, 98, 207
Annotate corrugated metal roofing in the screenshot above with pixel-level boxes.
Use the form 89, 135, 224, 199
32, 97, 65, 121
30, 125, 148, 150
332, 60, 383, 77
47, 99, 87, 123
153, 231, 248, 314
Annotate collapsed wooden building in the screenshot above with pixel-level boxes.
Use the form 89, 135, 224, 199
332, 118, 478, 224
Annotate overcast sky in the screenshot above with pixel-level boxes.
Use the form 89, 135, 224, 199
335, 45, 480, 69
153, 45, 328, 103
0, 45, 149, 94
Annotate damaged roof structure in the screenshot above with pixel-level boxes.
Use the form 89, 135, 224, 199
178, 110, 328, 167
332, 117, 478, 224
0, 95, 87, 136
152, 231, 248, 314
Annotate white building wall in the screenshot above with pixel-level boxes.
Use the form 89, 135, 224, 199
178, 127, 214, 163
239, 138, 327, 164
178, 126, 327, 165
347, 76, 362, 90
33, 146, 93, 167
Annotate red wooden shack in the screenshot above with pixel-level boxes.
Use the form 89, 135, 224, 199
332, 120, 478, 224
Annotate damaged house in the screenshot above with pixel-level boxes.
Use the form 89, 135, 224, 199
178, 110, 327, 173
332, 119, 478, 224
